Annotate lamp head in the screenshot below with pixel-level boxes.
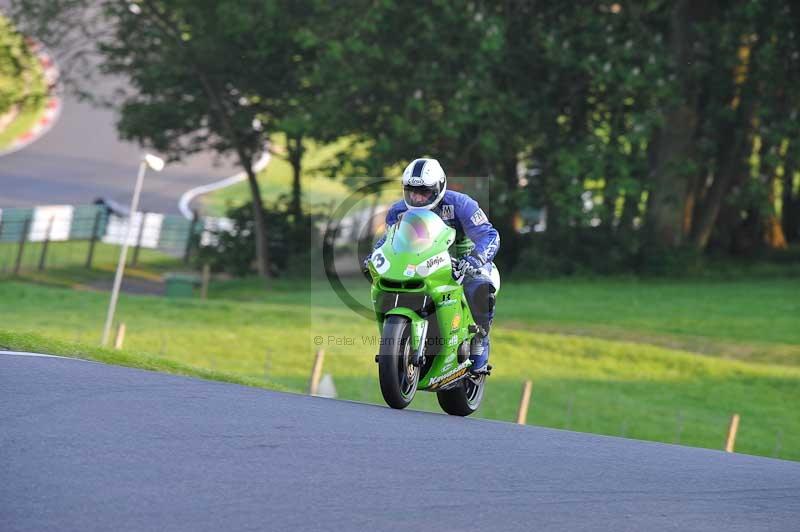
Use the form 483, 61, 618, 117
143, 153, 165, 172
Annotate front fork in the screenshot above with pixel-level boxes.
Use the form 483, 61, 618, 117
411, 319, 429, 366
381, 308, 429, 366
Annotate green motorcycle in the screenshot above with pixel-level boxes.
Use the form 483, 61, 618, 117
367, 208, 490, 416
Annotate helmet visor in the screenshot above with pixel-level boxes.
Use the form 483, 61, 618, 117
403, 184, 440, 208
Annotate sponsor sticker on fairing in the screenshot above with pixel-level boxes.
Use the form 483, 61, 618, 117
371, 251, 391, 274
404, 264, 416, 277
428, 360, 471, 389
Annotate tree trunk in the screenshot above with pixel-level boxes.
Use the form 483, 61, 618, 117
645, 0, 702, 248
121, 2, 271, 274
782, 162, 800, 243
763, 174, 788, 249
239, 154, 271, 278
682, 172, 702, 238
765, 216, 788, 249
690, 136, 748, 250
492, 154, 520, 270
618, 189, 641, 232
691, 28, 763, 251
288, 134, 304, 223
647, 107, 698, 247
197, 72, 271, 278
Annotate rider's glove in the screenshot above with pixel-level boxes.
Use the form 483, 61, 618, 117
455, 255, 483, 278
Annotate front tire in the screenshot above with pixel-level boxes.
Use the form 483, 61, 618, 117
378, 316, 419, 409
437, 373, 486, 416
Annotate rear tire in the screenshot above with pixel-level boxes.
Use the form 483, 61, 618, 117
436, 374, 485, 416
378, 316, 419, 409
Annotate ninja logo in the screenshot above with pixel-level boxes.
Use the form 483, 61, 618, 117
426, 255, 445, 269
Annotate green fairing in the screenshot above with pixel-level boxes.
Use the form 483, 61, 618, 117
369, 209, 477, 392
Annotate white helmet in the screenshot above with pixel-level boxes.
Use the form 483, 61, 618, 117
401, 158, 447, 210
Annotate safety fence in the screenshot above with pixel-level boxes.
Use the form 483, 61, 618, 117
0, 204, 229, 274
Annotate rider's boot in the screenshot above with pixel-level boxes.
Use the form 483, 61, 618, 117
469, 320, 492, 373
464, 273, 496, 374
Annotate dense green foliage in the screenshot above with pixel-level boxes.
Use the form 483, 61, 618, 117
196, 200, 322, 277
0, 14, 46, 121
1, 277, 798, 459
311, 0, 800, 272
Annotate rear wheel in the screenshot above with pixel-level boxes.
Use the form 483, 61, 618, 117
378, 315, 419, 409
436, 373, 486, 416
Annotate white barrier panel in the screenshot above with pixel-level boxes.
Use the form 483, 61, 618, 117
29, 205, 74, 242
102, 212, 163, 248
140, 213, 164, 248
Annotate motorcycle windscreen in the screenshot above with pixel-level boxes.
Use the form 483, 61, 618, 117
392, 208, 448, 254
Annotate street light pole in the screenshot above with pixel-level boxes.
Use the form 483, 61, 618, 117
101, 154, 164, 346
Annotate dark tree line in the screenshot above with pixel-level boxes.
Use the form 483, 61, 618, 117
312, 0, 800, 272
9, 0, 800, 276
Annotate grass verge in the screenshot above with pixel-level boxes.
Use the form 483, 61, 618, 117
0, 329, 292, 393
0, 102, 46, 151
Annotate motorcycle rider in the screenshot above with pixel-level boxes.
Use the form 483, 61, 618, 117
365, 158, 500, 373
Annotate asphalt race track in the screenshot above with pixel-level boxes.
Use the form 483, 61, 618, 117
2, 352, 799, 532
0, 86, 239, 213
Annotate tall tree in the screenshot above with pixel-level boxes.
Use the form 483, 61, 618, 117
109, 0, 274, 276
645, 0, 707, 249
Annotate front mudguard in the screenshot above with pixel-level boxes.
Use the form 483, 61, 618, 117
383, 308, 426, 351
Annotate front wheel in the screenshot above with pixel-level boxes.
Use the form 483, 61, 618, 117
378, 315, 419, 409
437, 373, 486, 416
